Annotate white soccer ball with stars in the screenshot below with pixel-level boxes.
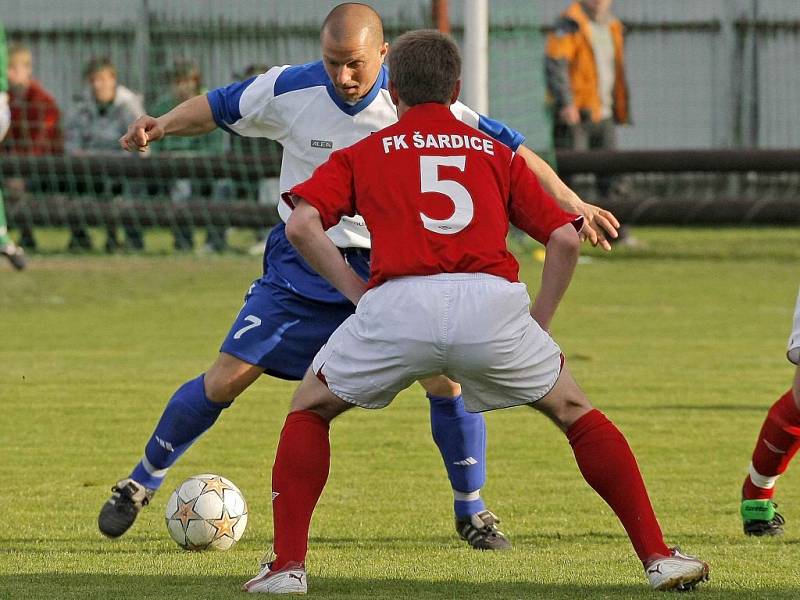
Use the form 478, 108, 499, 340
165, 474, 248, 551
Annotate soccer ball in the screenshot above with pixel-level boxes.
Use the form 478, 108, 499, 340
165, 473, 248, 551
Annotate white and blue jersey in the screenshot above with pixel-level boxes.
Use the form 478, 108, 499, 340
207, 61, 524, 301
209, 60, 525, 378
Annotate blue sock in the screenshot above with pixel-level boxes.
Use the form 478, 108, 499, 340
130, 375, 231, 490
428, 393, 487, 519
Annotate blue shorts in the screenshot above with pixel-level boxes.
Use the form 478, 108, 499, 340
219, 224, 370, 380
220, 278, 357, 380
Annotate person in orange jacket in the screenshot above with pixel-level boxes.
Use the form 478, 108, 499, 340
546, 0, 630, 197
546, 0, 629, 150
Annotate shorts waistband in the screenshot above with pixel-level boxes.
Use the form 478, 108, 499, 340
393, 273, 511, 284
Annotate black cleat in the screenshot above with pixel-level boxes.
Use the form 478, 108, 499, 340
1, 242, 26, 270
741, 499, 785, 536
455, 510, 512, 550
98, 478, 155, 538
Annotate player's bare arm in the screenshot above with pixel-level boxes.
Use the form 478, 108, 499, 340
516, 144, 620, 251
119, 94, 216, 152
285, 198, 367, 306
530, 222, 580, 331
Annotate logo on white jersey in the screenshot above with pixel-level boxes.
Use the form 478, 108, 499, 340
453, 457, 478, 466
311, 139, 333, 149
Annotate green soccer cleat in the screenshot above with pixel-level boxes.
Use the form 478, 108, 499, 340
455, 510, 512, 550
741, 499, 785, 537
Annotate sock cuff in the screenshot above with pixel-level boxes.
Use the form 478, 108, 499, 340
285, 410, 330, 431
453, 489, 481, 502
193, 374, 232, 411
427, 393, 465, 413
566, 408, 610, 446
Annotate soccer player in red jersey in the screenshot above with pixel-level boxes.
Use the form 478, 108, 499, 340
242, 30, 709, 594
740, 288, 800, 535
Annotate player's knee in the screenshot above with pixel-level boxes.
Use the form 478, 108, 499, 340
792, 367, 800, 409
533, 386, 592, 430
290, 390, 347, 422
204, 371, 242, 404
557, 393, 593, 429
421, 375, 462, 398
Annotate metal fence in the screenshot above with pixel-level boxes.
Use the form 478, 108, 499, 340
5, 0, 800, 149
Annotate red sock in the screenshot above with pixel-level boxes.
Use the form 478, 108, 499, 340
270, 410, 330, 570
742, 389, 800, 500
567, 409, 670, 563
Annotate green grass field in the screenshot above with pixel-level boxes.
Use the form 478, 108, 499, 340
2, 227, 799, 599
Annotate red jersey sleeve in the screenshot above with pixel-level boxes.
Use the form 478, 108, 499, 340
508, 153, 583, 244
284, 148, 357, 230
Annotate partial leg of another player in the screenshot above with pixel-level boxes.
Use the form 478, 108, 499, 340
530, 365, 709, 591
243, 369, 353, 594
98, 352, 262, 537
421, 375, 510, 550
0, 188, 26, 270
740, 365, 800, 536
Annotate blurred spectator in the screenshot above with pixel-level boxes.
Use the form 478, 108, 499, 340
2, 42, 62, 250
546, 0, 635, 244
151, 58, 225, 251
3, 42, 62, 155
228, 63, 283, 256
66, 57, 146, 252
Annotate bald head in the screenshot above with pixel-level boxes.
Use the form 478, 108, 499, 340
320, 3, 389, 103
321, 2, 384, 46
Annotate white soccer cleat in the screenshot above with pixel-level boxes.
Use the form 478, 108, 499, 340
242, 561, 307, 594
645, 547, 709, 591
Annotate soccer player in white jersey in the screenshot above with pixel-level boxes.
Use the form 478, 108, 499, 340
739, 287, 800, 535
99, 2, 620, 548
242, 29, 708, 594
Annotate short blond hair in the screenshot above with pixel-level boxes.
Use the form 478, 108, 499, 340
8, 42, 32, 63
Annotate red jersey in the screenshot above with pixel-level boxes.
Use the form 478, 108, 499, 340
288, 102, 581, 289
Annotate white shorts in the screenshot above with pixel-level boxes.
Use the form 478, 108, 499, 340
788, 287, 800, 365
311, 273, 563, 412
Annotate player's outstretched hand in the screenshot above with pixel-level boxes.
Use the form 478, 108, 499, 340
119, 115, 164, 152
577, 202, 620, 251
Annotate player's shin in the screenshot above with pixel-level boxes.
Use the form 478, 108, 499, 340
567, 409, 670, 563
129, 375, 231, 490
742, 388, 800, 500
270, 410, 331, 570
428, 393, 487, 517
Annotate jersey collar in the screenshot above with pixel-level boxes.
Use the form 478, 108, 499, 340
325, 65, 388, 116
399, 102, 456, 122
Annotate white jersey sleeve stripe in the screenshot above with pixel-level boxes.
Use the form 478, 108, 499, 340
207, 65, 288, 138
450, 100, 526, 151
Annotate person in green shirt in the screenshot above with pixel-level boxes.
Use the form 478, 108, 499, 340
151, 59, 226, 251
0, 21, 26, 269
